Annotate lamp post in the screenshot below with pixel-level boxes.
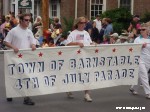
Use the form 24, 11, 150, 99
41, 0, 49, 38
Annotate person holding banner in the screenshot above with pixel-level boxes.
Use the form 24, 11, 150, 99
66, 16, 93, 102
130, 23, 150, 99
3, 13, 36, 105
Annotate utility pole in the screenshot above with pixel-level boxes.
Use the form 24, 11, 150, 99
41, 0, 49, 37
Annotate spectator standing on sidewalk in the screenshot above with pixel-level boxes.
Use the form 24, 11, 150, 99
98, 18, 107, 44
84, 17, 92, 36
90, 21, 99, 43
4, 13, 36, 105
128, 15, 141, 40
93, 14, 102, 33
104, 18, 113, 36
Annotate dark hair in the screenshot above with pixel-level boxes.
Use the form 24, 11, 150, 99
19, 13, 31, 21
96, 14, 100, 17
11, 14, 15, 18
61, 34, 68, 39
9, 20, 15, 28
11, 12, 15, 16
133, 15, 140, 18
105, 18, 112, 24
43, 39, 48, 43
54, 18, 59, 23
1, 15, 6, 23
49, 38, 54, 44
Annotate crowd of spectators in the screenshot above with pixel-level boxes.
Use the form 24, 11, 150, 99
1, 11, 150, 103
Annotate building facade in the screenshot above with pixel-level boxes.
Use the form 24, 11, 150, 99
0, 0, 150, 21
0, 0, 3, 17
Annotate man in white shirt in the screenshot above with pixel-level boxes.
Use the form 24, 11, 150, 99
4, 13, 36, 105
94, 14, 102, 32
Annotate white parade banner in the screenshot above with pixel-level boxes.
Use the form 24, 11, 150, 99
4, 44, 142, 97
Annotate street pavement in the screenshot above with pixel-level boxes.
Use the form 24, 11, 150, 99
0, 53, 149, 112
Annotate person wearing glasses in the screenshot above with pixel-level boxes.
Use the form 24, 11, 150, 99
4, 13, 36, 105
66, 16, 93, 102
129, 23, 150, 99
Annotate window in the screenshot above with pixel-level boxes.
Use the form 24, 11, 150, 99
91, 0, 103, 18
51, 0, 57, 17
34, 0, 41, 18
120, 0, 131, 10
50, 0, 60, 19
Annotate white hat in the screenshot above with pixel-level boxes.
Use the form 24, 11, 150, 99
121, 33, 129, 37
119, 35, 128, 40
110, 33, 119, 38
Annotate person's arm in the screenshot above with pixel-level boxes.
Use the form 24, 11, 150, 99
67, 42, 84, 48
4, 41, 19, 53
142, 43, 147, 48
128, 23, 132, 32
31, 44, 36, 51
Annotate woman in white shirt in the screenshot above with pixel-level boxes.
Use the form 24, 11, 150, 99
66, 16, 93, 102
130, 23, 150, 99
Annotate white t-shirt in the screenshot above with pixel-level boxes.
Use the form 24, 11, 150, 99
60, 40, 68, 46
4, 25, 36, 49
134, 35, 150, 63
94, 19, 102, 32
66, 30, 92, 46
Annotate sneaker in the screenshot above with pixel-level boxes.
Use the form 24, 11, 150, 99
66, 92, 74, 99
23, 97, 35, 105
146, 94, 150, 99
84, 94, 92, 102
7, 98, 13, 102
129, 88, 138, 95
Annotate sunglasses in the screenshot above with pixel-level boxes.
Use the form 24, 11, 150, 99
23, 19, 30, 22
140, 29, 146, 31
79, 22, 86, 24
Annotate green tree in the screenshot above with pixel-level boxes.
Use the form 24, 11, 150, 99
62, 17, 74, 35
141, 11, 150, 23
101, 8, 132, 34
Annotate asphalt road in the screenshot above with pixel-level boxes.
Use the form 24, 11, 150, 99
0, 53, 149, 112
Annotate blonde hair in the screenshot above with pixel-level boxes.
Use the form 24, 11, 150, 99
141, 23, 149, 27
73, 16, 85, 29
145, 22, 150, 34
34, 16, 42, 24
140, 23, 150, 35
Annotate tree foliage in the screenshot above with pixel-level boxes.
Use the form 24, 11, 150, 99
101, 8, 132, 34
62, 17, 74, 35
